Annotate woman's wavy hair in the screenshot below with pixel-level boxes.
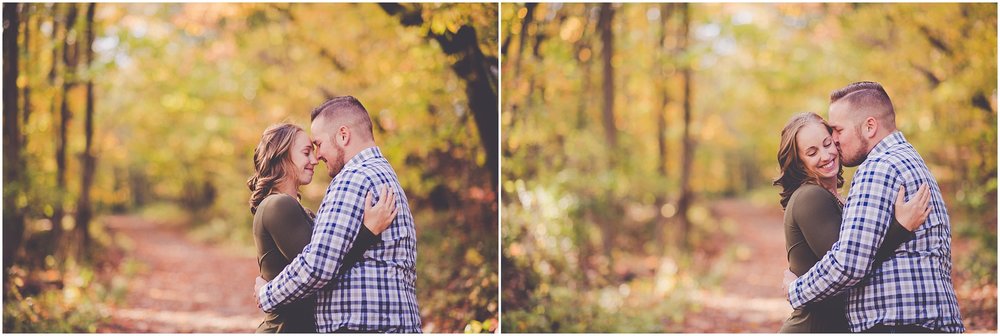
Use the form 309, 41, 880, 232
247, 123, 305, 215
773, 112, 845, 209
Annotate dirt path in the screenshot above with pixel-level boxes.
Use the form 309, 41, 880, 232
97, 215, 264, 332
678, 198, 996, 333
678, 199, 791, 332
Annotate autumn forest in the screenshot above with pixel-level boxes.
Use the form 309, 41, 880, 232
2, 1, 997, 334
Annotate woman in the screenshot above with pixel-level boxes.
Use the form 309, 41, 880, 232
247, 123, 398, 333
773, 112, 931, 333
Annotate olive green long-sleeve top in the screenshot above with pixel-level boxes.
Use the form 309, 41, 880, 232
779, 184, 915, 333
253, 193, 378, 333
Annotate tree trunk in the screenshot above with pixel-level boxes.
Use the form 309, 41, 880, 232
48, 4, 60, 138
598, 3, 617, 152
129, 165, 149, 207
574, 4, 594, 130
656, 3, 672, 179
53, 3, 78, 242
575, 58, 593, 130
3, 2, 25, 270
655, 3, 673, 253
676, 3, 695, 251
595, 3, 619, 268
75, 3, 97, 256
568, 5, 596, 281
512, 3, 536, 79
20, 4, 30, 133
380, 4, 499, 192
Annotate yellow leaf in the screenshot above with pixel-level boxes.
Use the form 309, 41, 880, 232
464, 248, 484, 266
431, 18, 447, 35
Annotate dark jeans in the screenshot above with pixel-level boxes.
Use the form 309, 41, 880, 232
864, 324, 944, 333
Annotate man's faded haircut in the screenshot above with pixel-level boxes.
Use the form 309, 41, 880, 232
829, 81, 896, 128
310, 96, 374, 140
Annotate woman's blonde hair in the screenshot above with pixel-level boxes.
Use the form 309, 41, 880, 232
773, 112, 845, 209
247, 123, 304, 214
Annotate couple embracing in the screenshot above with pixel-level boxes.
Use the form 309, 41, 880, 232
247, 96, 421, 333
775, 81, 964, 333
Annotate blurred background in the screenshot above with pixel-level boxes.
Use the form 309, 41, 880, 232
501, 3, 996, 332
3, 3, 497, 333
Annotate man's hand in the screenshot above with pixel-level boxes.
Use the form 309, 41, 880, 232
254, 276, 267, 309
782, 269, 798, 301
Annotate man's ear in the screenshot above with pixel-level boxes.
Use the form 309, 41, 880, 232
864, 117, 878, 138
338, 125, 352, 147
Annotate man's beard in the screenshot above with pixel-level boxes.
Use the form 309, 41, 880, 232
840, 135, 870, 167
326, 143, 347, 178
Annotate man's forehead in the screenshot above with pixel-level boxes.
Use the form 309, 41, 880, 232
828, 102, 849, 120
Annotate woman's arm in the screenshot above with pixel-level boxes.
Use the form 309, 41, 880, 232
337, 186, 398, 277
262, 194, 314, 261
791, 186, 843, 260
874, 219, 914, 264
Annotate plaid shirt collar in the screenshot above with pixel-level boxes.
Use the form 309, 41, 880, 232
868, 130, 905, 159
344, 146, 383, 171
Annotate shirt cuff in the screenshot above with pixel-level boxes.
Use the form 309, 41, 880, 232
787, 281, 803, 309
258, 285, 270, 311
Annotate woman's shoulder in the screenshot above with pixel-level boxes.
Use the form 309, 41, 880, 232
789, 184, 837, 208
258, 193, 302, 215
788, 184, 839, 216
257, 193, 314, 228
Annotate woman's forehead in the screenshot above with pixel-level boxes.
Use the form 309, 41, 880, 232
797, 123, 830, 144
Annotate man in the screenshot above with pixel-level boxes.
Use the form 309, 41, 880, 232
785, 81, 964, 332
255, 96, 421, 332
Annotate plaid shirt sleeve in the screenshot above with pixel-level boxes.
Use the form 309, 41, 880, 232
257, 168, 370, 312
788, 159, 901, 308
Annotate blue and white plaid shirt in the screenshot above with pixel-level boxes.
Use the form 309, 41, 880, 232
258, 146, 421, 332
788, 131, 964, 332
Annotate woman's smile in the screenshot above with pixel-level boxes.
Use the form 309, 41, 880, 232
816, 155, 837, 175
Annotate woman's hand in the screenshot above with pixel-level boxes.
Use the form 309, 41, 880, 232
781, 269, 797, 299
363, 185, 398, 235
894, 183, 931, 232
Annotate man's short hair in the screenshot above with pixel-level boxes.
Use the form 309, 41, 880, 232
310, 96, 374, 140
829, 81, 896, 128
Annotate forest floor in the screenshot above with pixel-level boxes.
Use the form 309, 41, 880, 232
679, 198, 996, 333
96, 215, 264, 332
88, 202, 994, 333
676, 199, 790, 332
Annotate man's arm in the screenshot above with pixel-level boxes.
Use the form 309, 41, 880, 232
787, 160, 901, 308
256, 170, 371, 312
